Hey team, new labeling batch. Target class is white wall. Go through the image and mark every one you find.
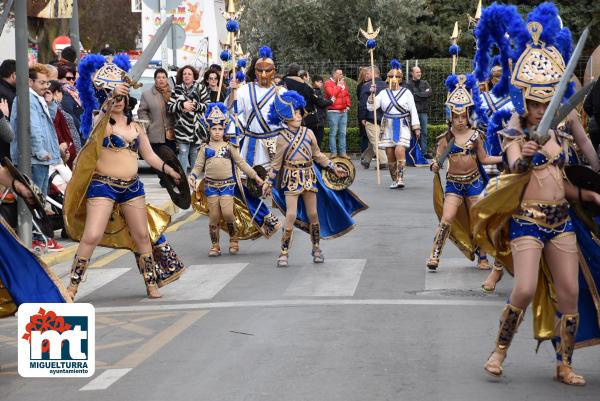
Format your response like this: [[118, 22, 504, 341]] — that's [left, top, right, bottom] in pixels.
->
[[0, 25, 16, 61]]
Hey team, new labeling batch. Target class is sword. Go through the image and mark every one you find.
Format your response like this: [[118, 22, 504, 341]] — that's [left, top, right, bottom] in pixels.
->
[[550, 79, 597, 128], [435, 137, 455, 167], [532, 25, 590, 145], [250, 197, 265, 225], [0, 0, 14, 37], [123, 15, 174, 85]]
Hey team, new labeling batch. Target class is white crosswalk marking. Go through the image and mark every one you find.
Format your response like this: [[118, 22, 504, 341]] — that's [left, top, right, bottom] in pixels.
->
[[80, 368, 132, 391], [72, 268, 132, 300], [424, 257, 483, 291], [283, 259, 366, 297], [142, 263, 248, 301]]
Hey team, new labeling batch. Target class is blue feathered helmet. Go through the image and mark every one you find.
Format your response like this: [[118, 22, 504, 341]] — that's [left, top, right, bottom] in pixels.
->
[[474, 2, 573, 116], [387, 59, 403, 89], [268, 91, 306, 126], [76, 53, 133, 139], [444, 73, 487, 126], [204, 102, 229, 128], [256, 45, 276, 86]]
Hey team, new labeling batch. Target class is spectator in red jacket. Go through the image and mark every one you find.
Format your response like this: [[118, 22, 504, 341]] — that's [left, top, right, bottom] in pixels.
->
[[324, 68, 351, 157]]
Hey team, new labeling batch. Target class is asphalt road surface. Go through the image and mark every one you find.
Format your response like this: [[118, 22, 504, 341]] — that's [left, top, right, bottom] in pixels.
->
[[1, 167, 598, 401]]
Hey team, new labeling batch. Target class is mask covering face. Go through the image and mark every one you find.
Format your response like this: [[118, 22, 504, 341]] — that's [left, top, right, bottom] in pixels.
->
[[255, 60, 275, 88], [387, 70, 402, 90]]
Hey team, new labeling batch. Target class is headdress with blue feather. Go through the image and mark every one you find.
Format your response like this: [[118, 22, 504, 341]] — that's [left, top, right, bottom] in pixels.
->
[[474, 2, 573, 116], [267, 91, 306, 126], [76, 53, 132, 139]]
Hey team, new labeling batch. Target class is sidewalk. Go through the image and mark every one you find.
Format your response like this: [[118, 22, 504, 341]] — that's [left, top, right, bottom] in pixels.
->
[[40, 173, 191, 267]]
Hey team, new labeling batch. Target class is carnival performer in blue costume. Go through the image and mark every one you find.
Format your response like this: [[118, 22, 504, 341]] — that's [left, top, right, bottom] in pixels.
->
[[262, 91, 368, 267], [472, 2, 600, 385], [0, 165, 68, 316], [426, 72, 502, 271], [189, 103, 275, 257], [224, 45, 283, 238], [64, 54, 186, 300], [367, 59, 421, 188]]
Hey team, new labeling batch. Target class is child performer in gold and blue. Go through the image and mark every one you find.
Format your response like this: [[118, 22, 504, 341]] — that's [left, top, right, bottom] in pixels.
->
[[472, 2, 600, 385], [0, 165, 69, 316], [189, 102, 268, 256], [65, 54, 186, 300], [262, 91, 367, 267], [426, 74, 502, 271]]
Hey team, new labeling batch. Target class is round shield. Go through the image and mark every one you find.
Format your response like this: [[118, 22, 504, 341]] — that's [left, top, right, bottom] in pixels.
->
[[322, 157, 355, 191], [156, 145, 191, 209], [1, 157, 54, 237], [246, 165, 267, 199]]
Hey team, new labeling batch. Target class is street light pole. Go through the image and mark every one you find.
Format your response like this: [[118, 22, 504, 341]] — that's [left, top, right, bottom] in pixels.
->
[[15, 0, 32, 242], [160, 0, 168, 68], [70, 0, 81, 62]]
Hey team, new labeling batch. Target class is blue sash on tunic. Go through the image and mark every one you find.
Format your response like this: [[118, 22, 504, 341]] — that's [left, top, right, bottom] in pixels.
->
[[383, 89, 409, 143]]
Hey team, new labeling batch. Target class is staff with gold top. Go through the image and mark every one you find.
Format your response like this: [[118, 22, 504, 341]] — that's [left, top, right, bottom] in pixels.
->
[[359, 18, 382, 185]]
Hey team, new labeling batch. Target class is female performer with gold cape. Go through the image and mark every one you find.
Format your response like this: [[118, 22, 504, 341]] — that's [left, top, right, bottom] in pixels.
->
[[64, 54, 185, 300], [472, 3, 600, 386]]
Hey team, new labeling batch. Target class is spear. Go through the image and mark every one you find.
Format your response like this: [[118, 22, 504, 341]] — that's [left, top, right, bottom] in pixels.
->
[[216, 32, 233, 102], [359, 17, 382, 185], [449, 21, 461, 75]]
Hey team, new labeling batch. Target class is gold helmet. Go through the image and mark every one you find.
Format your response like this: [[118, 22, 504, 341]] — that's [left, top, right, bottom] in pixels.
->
[[387, 59, 403, 90], [255, 46, 276, 88]]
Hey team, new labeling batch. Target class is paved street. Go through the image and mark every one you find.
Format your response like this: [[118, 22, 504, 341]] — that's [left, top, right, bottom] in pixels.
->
[[1, 166, 599, 401]]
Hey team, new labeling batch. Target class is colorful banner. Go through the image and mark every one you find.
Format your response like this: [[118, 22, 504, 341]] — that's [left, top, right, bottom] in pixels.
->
[[141, 0, 222, 70]]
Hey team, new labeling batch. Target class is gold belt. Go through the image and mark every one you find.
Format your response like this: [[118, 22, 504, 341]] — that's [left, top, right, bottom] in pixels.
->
[[205, 177, 236, 188], [92, 173, 138, 188], [514, 199, 570, 228], [284, 160, 313, 169], [446, 169, 480, 184]]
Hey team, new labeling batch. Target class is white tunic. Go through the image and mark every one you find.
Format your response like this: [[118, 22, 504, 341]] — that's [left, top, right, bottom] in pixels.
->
[[230, 82, 287, 168], [367, 88, 420, 148]]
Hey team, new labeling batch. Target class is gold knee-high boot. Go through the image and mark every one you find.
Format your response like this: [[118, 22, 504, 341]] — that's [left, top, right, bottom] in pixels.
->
[[484, 304, 524, 376], [208, 224, 221, 257], [397, 160, 406, 188], [555, 313, 585, 386], [426, 221, 450, 270], [310, 223, 324, 263], [277, 228, 294, 267], [66, 255, 89, 300], [388, 163, 398, 189], [227, 222, 239, 255], [136, 252, 161, 299]]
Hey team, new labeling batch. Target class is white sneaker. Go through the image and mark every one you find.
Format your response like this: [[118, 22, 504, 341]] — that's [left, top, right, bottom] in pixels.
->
[[396, 179, 405, 189], [389, 181, 399, 189]]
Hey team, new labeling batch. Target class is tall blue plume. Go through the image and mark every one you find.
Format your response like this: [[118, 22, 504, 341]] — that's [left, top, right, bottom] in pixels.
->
[[390, 59, 402, 70], [76, 54, 107, 140], [258, 46, 273, 59]]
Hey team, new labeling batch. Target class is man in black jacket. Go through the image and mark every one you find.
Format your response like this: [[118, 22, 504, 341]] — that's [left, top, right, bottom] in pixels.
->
[[358, 66, 387, 169], [283, 63, 325, 144], [404, 66, 432, 158], [311, 75, 333, 148], [0, 60, 16, 161]]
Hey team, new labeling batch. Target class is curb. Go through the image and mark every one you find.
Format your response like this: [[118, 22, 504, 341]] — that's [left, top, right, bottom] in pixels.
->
[[41, 200, 180, 267]]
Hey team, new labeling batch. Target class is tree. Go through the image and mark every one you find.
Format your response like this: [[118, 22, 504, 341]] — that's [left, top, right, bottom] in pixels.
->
[[238, 0, 429, 65], [78, 0, 140, 52]]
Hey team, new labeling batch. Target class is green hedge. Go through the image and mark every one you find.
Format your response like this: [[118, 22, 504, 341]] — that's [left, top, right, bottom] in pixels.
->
[[322, 124, 447, 154]]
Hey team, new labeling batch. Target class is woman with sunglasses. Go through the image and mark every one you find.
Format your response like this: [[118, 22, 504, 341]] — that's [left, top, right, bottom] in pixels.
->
[[64, 54, 186, 300], [204, 68, 225, 103], [58, 64, 83, 137]]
